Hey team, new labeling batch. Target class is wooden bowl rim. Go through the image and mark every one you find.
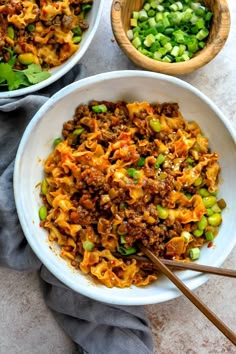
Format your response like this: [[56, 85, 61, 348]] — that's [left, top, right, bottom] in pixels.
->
[[111, 0, 231, 75]]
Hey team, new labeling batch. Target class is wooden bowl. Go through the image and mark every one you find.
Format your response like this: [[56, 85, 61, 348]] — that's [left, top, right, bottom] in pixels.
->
[[111, 0, 231, 75]]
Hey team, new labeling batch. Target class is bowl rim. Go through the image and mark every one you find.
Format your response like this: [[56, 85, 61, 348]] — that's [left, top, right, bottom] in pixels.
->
[[0, 0, 104, 99], [111, 0, 231, 75], [14, 70, 236, 305]]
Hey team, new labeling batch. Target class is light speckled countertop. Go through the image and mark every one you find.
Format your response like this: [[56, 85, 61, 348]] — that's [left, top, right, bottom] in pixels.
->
[[0, 1, 236, 353]]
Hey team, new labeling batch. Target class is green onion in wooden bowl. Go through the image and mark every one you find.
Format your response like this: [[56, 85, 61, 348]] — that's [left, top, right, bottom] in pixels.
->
[[111, 0, 230, 75]]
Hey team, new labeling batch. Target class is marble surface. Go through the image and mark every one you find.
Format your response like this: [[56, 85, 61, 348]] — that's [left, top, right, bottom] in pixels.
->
[[1, 1, 236, 353]]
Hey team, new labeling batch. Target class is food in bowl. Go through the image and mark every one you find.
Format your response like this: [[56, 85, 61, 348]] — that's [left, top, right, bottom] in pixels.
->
[[128, 0, 213, 63], [0, 0, 93, 91], [14, 71, 236, 305], [39, 98, 225, 288]]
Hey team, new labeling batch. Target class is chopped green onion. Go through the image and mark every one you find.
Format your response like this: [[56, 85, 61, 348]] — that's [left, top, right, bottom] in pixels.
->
[[193, 229, 203, 237], [120, 235, 127, 244], [53, 137, 63, 147], [73, 128, 85, 135], [92, 104, 108, 113], [72, 26, 82, 35], [205, 231, 214, 241], [126, 168, 139, 179], [137, 157, 146, 167], [82, 3, 92, 12], [181, 231, 191, 243], [155, 153, 166, 168], [189, 247, 200, 260], [83, 240, 94, 251], [128, 0, 212, 63], [119, 246, 137, 255], [72, 36, 82, 43]]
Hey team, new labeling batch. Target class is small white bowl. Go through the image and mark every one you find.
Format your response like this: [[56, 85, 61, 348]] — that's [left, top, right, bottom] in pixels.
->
[[0, 0, 104, 99], [14, 71, 236, 305]]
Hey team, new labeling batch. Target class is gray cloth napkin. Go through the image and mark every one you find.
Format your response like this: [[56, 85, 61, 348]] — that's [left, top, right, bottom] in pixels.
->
[[0, 67, 154, 354]]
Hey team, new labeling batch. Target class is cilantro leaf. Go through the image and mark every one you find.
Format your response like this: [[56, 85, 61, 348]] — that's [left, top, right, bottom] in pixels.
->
[[4, 48, 17, 67], [22, 64, 51, 84]]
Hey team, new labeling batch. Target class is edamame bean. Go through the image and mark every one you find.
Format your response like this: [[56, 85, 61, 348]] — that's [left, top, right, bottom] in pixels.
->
[[39, 206, 47, 220], [149, 119, 162, 132], [157, 204, 169, 219], [194, 176, 202, 186], [202, 195, 217, 208], [41, 178, 48, 195], [7, 26, 14, 39], [199, 188, 210, 197], [208, 213, 222, 226], [197, 215, 207, 230]]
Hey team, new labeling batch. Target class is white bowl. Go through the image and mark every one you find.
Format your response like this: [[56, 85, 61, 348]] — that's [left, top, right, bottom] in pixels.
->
[[14, 71, 236, 305], [0, 0, 104, 99]]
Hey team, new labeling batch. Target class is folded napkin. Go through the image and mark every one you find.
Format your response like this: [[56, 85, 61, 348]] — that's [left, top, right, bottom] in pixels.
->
[[0, 67, 154, 354]]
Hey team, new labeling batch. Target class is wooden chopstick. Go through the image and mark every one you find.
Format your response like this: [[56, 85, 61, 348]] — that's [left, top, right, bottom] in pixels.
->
[[138, 243, 236, 346], [113, 253, 236, 278], [161, 259, 236, 278]]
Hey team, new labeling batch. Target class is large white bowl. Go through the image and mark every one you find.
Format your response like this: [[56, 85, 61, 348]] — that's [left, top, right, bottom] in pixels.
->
[[0, 0, 104, 99], [14, 71, 236, 305]]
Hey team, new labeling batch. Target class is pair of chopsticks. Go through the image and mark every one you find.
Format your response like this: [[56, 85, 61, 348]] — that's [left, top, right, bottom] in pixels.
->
[[137, 243, 236, 346]]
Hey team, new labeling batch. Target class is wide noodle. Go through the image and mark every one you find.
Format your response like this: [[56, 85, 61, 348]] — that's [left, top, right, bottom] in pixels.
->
[[40, 100, 223, 288]]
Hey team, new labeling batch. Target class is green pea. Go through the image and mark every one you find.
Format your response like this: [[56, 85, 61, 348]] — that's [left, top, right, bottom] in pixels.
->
[[208, 213, 222, 226], [193, 229, 203, 237], [197, 215, 207, 230], [149, 118, 162, 132], [39, 206, 47, 221], [202, 196, 217, 208], [41, 178, 48, 195], [157, 204, 169, 219]]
